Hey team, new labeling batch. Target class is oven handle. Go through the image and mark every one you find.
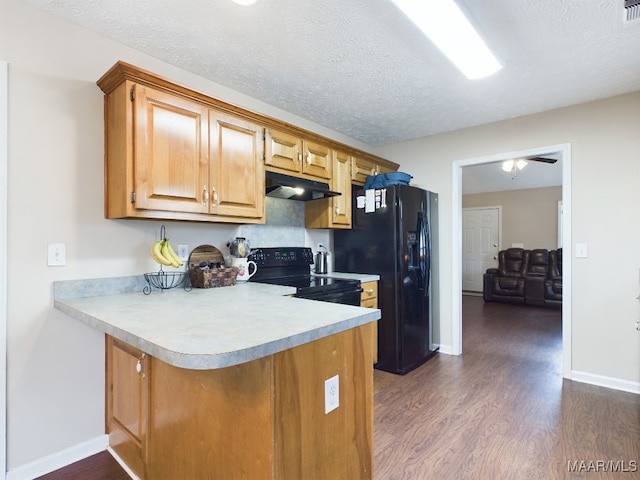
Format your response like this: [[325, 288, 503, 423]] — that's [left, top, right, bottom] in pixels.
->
[[298, 287, 363, 302]]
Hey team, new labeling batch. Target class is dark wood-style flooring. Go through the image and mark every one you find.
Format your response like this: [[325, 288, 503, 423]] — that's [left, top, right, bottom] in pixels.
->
[[38, 296, 640, 479]]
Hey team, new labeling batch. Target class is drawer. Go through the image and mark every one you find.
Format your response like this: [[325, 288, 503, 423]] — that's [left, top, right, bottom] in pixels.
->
[[361, 298, 377, 309], [360, 281, 377, 306]]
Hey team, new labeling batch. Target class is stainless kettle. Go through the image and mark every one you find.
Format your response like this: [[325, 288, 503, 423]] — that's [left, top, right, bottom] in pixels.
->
[[315, 245, 328, 274]]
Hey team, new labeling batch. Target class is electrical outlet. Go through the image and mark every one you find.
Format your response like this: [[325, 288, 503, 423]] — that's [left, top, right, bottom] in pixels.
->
[[177, 244, 189, 262], [47, 243, 66, 266], [325, 374, 339, 414]]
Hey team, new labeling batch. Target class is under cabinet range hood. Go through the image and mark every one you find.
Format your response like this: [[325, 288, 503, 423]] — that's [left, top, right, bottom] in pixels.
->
[[265, 171, 341, 201]]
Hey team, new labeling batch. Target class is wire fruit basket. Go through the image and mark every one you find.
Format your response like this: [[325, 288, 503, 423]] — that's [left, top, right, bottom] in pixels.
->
[[143, 225, 190, 295], [143, 270, 188, 295]]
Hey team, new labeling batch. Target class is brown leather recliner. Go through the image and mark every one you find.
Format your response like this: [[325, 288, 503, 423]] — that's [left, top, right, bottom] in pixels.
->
[[483, 248, 529, 304], [524, 249, 550, 306], [544, 248, 562, 308]]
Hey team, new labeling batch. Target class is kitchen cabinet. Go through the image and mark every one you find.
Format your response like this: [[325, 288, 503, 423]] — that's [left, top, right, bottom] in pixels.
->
[[360, 280, 379, 364], [106, 337, 150, 477], [98, 63, 264, 224], [97, 61, 399, 225], [360, 281, 378, 309], [305, 149, 352, 229], [209, 110, 264, 218], [351, 156, 397, 186], [265, 128, 331, 180], [105, 324, 374, 479]]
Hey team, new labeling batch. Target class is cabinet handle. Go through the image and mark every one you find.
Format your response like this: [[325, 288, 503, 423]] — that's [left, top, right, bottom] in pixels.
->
[[306, 152, 312, 165], [334, 205, 340, 217], [202, 186, 209, 206], [365, 289, 374, 294], [211, 187, 218, 207], [136, 353, 146, 379], [297, 152, 302, 164]]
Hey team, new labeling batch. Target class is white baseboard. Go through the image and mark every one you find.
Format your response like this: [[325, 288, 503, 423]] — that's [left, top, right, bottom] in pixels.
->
[[436, 344, 455, 355], [570, 370, 640, 395], [6, 434, 108, 480]]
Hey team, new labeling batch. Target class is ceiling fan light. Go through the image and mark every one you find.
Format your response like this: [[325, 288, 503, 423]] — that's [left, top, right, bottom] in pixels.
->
[[390, 0, 502, 79], [502, 160, 514, 172]]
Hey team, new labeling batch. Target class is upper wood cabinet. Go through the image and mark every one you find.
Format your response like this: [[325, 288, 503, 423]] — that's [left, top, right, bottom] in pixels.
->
[[98, 63, 264, 224], [351, 156, 396, 186], [132, 85, 209, 215], [209, 111, 264, 219], [98, 61, 399, 226], [265, 128, 331, 180], [305, 149, 352, 229]]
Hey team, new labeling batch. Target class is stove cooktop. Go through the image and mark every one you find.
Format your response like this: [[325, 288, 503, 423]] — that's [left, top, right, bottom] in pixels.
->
[[254, 274, 356, 290]]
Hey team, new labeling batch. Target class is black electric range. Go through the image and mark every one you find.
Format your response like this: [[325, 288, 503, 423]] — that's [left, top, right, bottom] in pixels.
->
[[248, 247, 362, 305]]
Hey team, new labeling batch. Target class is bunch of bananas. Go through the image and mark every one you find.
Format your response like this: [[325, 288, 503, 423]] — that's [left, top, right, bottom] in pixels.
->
[[150, 238, 184, 268]]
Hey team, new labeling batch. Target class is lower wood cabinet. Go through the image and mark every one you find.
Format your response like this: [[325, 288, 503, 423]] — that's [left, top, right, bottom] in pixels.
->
[[106, 324, 374, 479], [106, 337, 150, 477], [360, 281, 379, 364]]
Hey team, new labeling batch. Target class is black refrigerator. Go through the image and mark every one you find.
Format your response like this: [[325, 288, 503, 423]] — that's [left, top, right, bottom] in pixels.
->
[[334, 184, 439, 374]]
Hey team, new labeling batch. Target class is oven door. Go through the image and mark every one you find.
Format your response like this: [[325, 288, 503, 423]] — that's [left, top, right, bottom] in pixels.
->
[[297, 286, 363, 306]]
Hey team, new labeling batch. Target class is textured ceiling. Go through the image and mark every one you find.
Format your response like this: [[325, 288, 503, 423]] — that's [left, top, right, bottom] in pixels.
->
[[20, 0, 640, 148]]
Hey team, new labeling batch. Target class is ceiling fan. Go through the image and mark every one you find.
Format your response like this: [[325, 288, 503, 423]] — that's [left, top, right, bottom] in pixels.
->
[[502, 155, 557, 178], [525, 156, 558, 164]]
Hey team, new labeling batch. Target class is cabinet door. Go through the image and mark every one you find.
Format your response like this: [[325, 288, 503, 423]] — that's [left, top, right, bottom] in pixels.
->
[[106, 336, 150, 478], [133, 85, 209, 214], [265, 128, 302, 173], [302, 140, 332, 180], [209, 111, 264, 219], [351, 156, 378, 185], [330, 151, 352, 227]]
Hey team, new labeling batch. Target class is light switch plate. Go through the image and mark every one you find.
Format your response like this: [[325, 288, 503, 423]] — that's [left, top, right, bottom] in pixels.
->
[[575, 243, 588, 258], [48, 243, 66, 266]]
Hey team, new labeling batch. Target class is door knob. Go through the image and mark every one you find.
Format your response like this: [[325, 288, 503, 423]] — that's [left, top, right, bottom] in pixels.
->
[[493, 256, 497, 260]]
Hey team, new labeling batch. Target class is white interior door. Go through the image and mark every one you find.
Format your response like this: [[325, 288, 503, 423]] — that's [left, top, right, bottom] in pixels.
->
[[462, 207, 500, 292]]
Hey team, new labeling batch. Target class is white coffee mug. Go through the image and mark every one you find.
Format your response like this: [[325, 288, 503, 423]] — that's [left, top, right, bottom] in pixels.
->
[[231, 257, 257, 282]]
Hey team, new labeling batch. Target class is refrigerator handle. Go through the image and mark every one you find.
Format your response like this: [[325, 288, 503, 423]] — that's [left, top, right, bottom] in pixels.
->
[[418, 211, 430, 294]]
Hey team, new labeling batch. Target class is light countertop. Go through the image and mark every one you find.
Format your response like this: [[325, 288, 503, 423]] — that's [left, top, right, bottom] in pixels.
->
[[54, 277, 380, 370]]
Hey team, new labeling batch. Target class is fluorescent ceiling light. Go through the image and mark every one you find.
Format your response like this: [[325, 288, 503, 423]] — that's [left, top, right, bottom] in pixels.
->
[[232, 0, 258, 5], [390, 0, 502, 79]]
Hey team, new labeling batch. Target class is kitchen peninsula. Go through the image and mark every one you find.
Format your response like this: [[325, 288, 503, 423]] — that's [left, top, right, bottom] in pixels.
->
[[54, 276, 379, 480]]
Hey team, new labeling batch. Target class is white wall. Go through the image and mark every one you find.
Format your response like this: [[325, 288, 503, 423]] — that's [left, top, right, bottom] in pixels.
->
[[375, 92, 640, 388], [0, 0, 334, 472]]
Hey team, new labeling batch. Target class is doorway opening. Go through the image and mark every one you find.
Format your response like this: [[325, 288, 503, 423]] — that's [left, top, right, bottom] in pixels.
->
[[451, 143, 572, 378]]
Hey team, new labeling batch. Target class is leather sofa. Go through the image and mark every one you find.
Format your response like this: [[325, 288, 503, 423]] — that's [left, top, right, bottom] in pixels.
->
[[483, 248, 562, 308]]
